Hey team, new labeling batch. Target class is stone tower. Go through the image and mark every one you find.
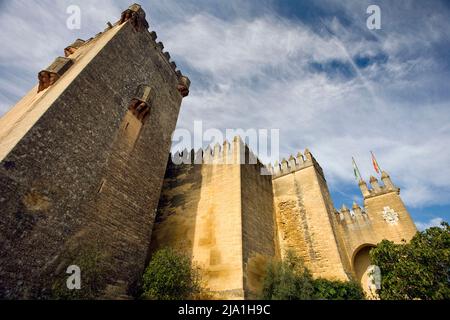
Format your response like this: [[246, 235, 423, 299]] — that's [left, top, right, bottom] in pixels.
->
[[332, 172, 417, 295], [150, 138, 276, 299], [269, 150, 417, 291], [270, 150, 351, 281], [0, 4, 190, 298]]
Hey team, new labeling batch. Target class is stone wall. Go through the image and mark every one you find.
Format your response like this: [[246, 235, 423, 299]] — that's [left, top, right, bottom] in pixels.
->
[[0, 11, 185, 298], [151, 141, 244, 299], [271, 151, 349, 281], [333, 174, 417, 284], [151, 139, 277, 299], [240, 145, 276, 298]]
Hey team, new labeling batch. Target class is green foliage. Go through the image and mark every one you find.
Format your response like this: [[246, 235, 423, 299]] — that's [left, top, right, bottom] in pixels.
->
[[141, 248, 202, 300], [261, 250, 315, 300], [261, 250, 364, 300], [313, 278, 365, 300], [370, 222, 450, 300], [51, 245, 109, 300]]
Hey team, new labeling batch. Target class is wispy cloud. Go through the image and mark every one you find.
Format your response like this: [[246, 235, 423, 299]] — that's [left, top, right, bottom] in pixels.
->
[[160, 3, 450, 210], [0, 0, 449, 220]]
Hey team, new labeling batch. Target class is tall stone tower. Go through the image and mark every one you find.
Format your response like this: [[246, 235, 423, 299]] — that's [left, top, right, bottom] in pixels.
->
[[335, 173, 417, 281], [270, 150, 351, 281], [331, 172, 417, 296], [151, 138, 276, 299], [0, 4, 190, 298]]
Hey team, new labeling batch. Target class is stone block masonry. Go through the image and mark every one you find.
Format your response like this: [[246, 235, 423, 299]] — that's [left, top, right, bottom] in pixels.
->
[[333, 173, 417, 293], [271, 151, 350, 281], [0, 4, 189, 298], [152, 143, 418, 298], [151, 138, 277, 299]]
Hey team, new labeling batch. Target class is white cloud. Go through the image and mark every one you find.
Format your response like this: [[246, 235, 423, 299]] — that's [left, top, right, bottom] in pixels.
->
[[415, 217, 444, 231], [0, 0, 449, 212], [160, 10, 450, 209], [161, 14, 350, 85], [0, 0, 122, 113]]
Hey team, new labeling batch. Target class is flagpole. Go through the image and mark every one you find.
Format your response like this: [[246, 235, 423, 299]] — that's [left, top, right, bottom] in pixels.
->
[[370, 151, 382, 175], [352, 157, 362, 182]]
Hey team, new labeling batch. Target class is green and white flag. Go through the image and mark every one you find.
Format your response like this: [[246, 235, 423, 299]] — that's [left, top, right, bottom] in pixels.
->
[[352, 157, 362, 181]]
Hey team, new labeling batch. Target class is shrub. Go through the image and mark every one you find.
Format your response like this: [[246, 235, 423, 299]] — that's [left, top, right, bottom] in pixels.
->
[[141, 248, 202, 300], [261, 250, 364, 300], [313, 278, 365, 300], [261, 250, 315, 300]]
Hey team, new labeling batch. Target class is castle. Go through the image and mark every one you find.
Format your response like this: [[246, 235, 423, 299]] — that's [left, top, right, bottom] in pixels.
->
[[0, 4, 416, 299]]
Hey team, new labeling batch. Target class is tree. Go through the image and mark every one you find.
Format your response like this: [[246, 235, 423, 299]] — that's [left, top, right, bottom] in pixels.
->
[[261, 250, 364, 300], [141, 248, 202, 300], [313, 278, 365, 300], [370, 222, 450, 300], [261, 250, 315, 300]]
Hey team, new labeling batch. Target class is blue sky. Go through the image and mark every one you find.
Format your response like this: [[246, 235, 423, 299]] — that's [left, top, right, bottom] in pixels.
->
[[0, 0, 449, 229]]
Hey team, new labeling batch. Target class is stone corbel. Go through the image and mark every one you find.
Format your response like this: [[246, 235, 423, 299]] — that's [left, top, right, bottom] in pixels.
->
[[37, 57, 74, 93], [128, 85, 155, 122], [119, 4, 149, 32], [177, 75, 191, 98], [64, 39, 85, 57]]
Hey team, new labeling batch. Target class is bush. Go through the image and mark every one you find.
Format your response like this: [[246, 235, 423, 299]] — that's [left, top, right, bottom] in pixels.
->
[[370, 222, 450, 300], [261, 250, 315, 300], [141, 248, 202, 300], [261, 250, 365, 300], [313, 278, 365, 300]]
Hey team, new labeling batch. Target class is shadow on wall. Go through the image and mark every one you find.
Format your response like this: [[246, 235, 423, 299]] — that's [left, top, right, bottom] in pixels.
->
[[146, 157, 203, 262]]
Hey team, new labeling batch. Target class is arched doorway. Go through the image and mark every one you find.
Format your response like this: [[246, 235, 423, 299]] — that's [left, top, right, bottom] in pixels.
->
[[352, 244, 377, 298]]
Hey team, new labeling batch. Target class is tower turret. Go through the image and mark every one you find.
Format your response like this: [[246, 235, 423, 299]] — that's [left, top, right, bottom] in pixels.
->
[[381, 170, 396, 191], [369, 175, 381, 192], [304, 148, 312, 161], [358, 179, 370, 198], [352, 201, 362, 216], [272, 148, 350, 281]]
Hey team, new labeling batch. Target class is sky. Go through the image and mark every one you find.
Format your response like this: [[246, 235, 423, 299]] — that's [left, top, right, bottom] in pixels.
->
[[0, 0, 449, 230]]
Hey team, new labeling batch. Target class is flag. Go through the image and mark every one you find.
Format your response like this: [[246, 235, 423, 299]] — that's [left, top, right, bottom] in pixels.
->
[[371, 151, 380, 174], [352, 157, 362, 181]]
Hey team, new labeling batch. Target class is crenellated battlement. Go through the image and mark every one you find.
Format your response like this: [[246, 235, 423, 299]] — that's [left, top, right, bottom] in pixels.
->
[[169, 136, 264, 167], [169, 140, 325, 179], [334, 202, 369, 225], [358, 171, 399, 199], [170, 142, 329, 182], [59, 4, 190, 98], [335, 171, 400, 226], [267, 148, 325, 180], [118, 4, 191, 97]]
